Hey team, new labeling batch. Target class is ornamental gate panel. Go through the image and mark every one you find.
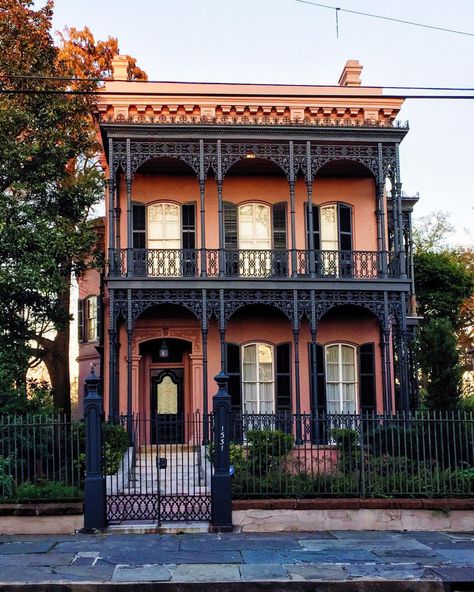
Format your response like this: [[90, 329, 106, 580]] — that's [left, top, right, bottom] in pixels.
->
[[105, 414, 213, 524]]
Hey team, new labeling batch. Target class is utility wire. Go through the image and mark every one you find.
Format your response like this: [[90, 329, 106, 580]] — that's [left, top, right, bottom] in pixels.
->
[[1, 88, 474, 99], [295, 0, 474, 38], [2, 75, 474, 92]]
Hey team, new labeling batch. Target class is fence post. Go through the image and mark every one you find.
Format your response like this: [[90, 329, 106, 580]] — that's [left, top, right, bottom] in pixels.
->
[[83, 366, 106, 530], [211, 371, 233, 531]]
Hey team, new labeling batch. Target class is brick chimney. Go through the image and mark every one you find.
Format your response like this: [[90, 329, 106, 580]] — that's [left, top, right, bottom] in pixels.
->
[[338, 60, 363, 86], [111, 55, 131, 81]]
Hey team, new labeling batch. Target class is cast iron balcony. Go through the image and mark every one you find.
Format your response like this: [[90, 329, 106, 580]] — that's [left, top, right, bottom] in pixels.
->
[[108, 249, 403, 280]]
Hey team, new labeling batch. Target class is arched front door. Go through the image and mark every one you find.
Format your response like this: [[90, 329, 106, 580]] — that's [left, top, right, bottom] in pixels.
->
[[151, 368, 184, 444]]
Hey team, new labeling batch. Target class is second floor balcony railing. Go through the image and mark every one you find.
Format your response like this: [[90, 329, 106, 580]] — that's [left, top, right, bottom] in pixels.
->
[[109, 249, 404, 280]]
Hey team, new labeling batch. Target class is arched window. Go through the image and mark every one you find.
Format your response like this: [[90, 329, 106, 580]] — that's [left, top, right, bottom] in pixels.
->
[[148, 203, 181, 250], [325, 343, 357, 414], [238, 203, 271, 251], [242, 343, 275, 414]]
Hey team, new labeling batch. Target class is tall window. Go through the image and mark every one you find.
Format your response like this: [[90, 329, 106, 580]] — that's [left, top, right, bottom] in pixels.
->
[[238, 203, 271, 250], [147, 203, 181, 250], [242, 343, 275, 414], [320, 205, 338, 251], [238, 203, 272, 276], [325, 344, 357, 414], [86, 296, 98, 342]]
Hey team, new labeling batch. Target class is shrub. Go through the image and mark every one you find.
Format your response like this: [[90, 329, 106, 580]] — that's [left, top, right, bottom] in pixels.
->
[[245, 429, 294, 474], [13, 480, 82, 501], [103, 423, 129, 475]]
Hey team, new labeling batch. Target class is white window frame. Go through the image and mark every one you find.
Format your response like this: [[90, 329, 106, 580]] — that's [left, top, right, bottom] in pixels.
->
[[241, 342, 275, 414], [324, 343, 358, 414], [147, 202, 181, 276], [85, 296, 98, 342]]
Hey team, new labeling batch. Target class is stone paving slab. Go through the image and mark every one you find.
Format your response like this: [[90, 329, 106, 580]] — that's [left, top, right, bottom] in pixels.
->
[[239, 563, 290, 581], [0, 541, 54, 554], [0, 552, 75, 566], [300, 539, 433, 552], [241, 549, 380, 564], [171, 563, 241, 582], [344, 564, 437, 580], [284, 563, 348, 581], [429, 566, 474, 581], [112, 564, 173, 581]]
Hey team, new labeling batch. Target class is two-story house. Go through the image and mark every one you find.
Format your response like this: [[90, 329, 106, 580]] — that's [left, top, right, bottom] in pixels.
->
[[78, 57, 418, 441]]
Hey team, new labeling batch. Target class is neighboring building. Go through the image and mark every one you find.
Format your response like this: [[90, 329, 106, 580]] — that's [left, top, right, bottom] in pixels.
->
[[78, 57, 419, 435]]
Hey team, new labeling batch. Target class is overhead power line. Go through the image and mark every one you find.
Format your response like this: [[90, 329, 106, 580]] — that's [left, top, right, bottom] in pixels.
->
[[1, 88, 474, 100], [1, 74, 474, 92], [295, 0, 474, 38]]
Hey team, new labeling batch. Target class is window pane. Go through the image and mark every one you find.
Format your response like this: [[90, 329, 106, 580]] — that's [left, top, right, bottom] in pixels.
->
[[320, 205, 338, 250], [243, 344, 256, 363]]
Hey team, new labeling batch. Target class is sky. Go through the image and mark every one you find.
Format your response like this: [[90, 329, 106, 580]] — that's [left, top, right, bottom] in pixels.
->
[[47, 0, 474, 246]]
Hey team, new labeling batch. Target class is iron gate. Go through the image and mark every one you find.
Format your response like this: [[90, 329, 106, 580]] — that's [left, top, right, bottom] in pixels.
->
[[105, 414, 213, 524]]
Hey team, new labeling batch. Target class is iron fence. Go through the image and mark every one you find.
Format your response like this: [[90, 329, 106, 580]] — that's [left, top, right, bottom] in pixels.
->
[[111, 248, 404, 280], [0, 414, 83, 501], [229, 412, 474, 499]]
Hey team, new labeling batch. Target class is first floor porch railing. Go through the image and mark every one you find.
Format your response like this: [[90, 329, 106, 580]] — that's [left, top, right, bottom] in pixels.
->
[[110, 248, 403, 279]]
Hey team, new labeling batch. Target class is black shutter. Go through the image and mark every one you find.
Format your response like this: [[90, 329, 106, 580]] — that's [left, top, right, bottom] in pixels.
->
[[338, 204, 353, 276], [359, 343, 376, 412], [77, 299, 84, 343], [272, 202, 287, 276], [132, 203, 146, 248], [305, 204, 320, 250], [224, 202, 238, 275], [272, 202, 287, 249], [223, 202, 238, 248], [276, 343, 291, 412], [309, 343, 327, 443], [225, 343, 241, 413], [338, 204, 352, 251], [182, 203, 197, 276], [181, 203, 196, 249], [276, 343, 292, 434], [309, 343, 326, 413]]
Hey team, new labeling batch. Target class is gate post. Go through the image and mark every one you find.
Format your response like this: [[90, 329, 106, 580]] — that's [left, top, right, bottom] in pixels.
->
[[83, 366, 106, 530], [211, 372, 233, 531]]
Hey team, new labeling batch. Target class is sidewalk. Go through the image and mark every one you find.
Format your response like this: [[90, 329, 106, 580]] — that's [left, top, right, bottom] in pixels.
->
[[0, 530, 473, 590]]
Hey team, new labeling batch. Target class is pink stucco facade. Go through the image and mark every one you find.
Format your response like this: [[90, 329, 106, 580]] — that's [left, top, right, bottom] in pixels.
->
[[77, 57, 417, 424]]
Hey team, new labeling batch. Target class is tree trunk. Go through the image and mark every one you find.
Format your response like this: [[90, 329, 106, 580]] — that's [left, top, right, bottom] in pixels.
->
[[42, 288, 71, 417]]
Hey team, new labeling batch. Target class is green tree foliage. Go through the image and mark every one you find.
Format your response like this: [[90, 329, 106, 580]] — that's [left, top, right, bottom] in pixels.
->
[[417, 318, 462, 410], [412, 210, 474, 407], [414, 251, 474, 330], [0, 0, 103, 414]]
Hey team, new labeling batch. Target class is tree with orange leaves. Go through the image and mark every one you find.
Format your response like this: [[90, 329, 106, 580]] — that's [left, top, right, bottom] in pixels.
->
[[0, 1, 147, 415]]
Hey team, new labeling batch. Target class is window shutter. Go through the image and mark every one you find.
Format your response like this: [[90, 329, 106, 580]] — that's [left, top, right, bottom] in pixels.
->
[[272, 202, 287, 249], [338, 204, 352, 251], [223, 202, 238, 249], [225, 343, 241, 412], [276, 343, 291, 412], [309, 343, 326, 413], [359, 343, 376, 412], [181, 203, 196, 249], [276, 343, 292, 434], [77, 299, 84, 343], [305, 204, 321, 250], [132, 203, 146, 249], [181, 203, 197, 276], [309, 343, 327, 443]]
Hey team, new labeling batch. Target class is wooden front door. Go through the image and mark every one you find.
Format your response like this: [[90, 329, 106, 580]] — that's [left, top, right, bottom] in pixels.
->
[[151, 368, 184, 444]]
